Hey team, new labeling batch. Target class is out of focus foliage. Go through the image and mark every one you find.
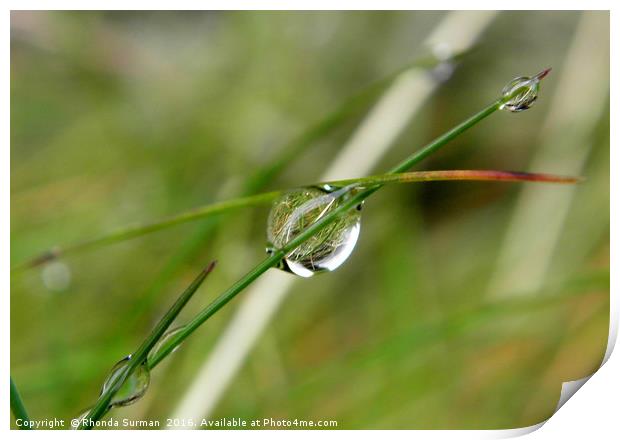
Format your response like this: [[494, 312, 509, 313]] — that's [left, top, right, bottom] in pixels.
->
[[11, 11, 609, 429]]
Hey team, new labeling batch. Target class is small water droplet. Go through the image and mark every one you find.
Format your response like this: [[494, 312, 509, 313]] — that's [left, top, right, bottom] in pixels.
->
[[431, 61, 455, 82], [41, 261, 71, 292], [500, 70, 548, 112], [147, 326, 185, 364], [319, 183, 338, 192], [100, 355, 150, 407], [266, 185, 361, 278]]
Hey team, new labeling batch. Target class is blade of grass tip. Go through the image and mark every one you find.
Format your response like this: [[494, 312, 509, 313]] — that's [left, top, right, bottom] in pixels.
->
[[488, 12, 609, 299], [11, 193, 278, 274], [10, 377, 31, 429], [324, 170, 582, 187], [377, 69, 551, 180], [147, 83, 538, 368], [78, 261, 216, 429]]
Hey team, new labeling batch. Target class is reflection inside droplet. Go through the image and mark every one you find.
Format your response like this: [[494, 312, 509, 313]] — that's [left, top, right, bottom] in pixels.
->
[[100, 355, 150, 407], [500, 75, 541, 112], [266, 185, 362, 278]]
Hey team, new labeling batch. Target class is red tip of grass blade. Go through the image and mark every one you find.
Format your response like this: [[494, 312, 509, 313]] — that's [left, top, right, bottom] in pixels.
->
[[455, 170, 582, 184], [535, 67, 552, 81], [488, 170, 581, 184], [393, 170, 582, 184], [204, 260, 218, 275]]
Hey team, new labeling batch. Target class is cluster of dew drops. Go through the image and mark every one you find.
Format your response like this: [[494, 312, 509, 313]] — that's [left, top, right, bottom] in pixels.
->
[[70, 71, 544, 427], [264, 70, 545, 278]]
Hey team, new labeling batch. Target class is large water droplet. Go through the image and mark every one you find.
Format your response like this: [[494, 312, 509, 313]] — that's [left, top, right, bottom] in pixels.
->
[[147, 326, 185, 364], [500, 69, 549, 113], [266, 185, 361, 278], [100, 355, 150, 407]]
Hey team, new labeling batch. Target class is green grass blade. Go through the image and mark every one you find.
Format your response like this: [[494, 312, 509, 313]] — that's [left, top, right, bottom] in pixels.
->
[[325, 170, 581, 187], [11, 193, 278, 274], [10, 376, 31, 429], [77, 261, 216, 429]]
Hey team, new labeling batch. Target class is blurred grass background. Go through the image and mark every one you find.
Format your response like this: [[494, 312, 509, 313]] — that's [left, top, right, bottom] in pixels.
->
[[10, 10, 609, 429]]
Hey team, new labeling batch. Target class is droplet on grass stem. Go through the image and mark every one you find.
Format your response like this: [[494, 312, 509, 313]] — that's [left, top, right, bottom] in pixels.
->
[[500, 68, 551, 112], [266, 185, 362, 278], [100, 355, 150, 408]]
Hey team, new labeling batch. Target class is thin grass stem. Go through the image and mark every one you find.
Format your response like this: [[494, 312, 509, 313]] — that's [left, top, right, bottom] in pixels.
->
[[10, 376, 31, 429], [11, 193, 278, 274], [77, 262, 216, 429]]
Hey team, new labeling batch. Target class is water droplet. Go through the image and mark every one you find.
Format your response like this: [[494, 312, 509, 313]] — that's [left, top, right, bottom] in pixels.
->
[[319, 183, 338, 192], [500, 69, 549, 113], [100, 355, 150, 407], [431, 61, 455, 82], [41, 261, 71, 292], [147, 326, 185, 364], [266, 185, 361, 278]]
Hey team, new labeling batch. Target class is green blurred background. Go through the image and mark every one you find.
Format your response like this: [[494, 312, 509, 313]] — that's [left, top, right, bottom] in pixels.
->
[[10, 11, 609, 429]]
